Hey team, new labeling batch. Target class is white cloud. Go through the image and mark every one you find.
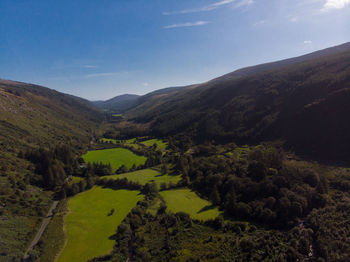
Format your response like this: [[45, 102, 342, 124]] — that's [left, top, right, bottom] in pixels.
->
[[323, 0, 350, 10], [83, 65, 98, 69], [235, 0, 254, 8], [163, 0, 237, 15], [303, 40, 313, 44], [289, 16, 298, 22], [253, 20, 267, 26], [142, 82, 149, 86], [85, 72, 123, 78], [164, 21, 210, 29]]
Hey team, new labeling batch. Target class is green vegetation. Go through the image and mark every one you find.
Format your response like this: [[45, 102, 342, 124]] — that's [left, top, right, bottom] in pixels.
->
[[33, 200, 68, 262], [141, 139, 167, 150], [0, 173, 52, 261], [0, 216, 34, 261], [99, 138, 118, 144], [57, 187, 143, 262], [102, 168, 181, 186], [109, 211, 294, 262], [160, 189, 221, 220], [82, 148, 146, 170], [69, 176, 83, 185]]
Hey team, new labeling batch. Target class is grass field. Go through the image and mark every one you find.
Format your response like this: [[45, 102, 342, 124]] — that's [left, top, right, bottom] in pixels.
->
[[141, 139, 167, 150], [69, 176, 83, 185], [82, 148, 146, 170], [57, 187, 143, 262], [160, 189, 221, 221], [102, 168, 181, 186]]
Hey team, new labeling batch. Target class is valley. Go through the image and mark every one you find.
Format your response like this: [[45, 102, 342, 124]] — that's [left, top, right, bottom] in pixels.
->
[[1, 42, 350, 261]]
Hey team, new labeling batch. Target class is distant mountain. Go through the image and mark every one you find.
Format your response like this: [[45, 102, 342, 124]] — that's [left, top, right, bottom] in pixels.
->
[[0, 79, 102, 153], [93, 94, 140, 112], [123, 42, 350, 163]]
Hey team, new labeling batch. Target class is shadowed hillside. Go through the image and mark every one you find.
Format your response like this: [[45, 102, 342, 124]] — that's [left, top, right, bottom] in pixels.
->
[[124, 42, 350, 163], [93, 94, 140, 112]]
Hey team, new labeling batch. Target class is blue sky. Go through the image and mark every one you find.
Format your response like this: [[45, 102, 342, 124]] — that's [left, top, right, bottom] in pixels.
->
[[0, 0, 349, 100]]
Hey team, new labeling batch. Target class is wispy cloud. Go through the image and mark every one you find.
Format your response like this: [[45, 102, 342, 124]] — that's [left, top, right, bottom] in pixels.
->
[[303, 40, 313, 44], [82, 65, 98, 69], [84, 72, 125, 78], [142, 82, 149, 87], [164, 21, 210, 29], [289, 16, 298, 22], [235, 0, 254, 8], [322, 0, 350, 11], [163, 0, 236, 15], [253, 20, 267, 26]]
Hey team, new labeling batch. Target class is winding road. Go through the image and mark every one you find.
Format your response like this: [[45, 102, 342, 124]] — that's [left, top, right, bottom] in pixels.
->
[[23, 200, 59, 261]]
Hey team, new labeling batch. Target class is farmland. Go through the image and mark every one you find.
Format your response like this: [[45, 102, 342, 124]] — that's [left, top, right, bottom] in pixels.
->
[[82, 148, 146, 170], [160, 189, 221, 221], [101, 168, 181, 186], [141, 139, 167, 150], [57, 187, 143, 262]]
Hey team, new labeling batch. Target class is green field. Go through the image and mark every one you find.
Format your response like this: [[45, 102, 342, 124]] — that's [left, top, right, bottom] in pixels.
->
[[102, 168, 181, 186], [141, 139, 167, 150], [57, 187, 143, 262], [69, 176, 83, 185], [160, 189, 221, 221], [82, 148, 146, 170]]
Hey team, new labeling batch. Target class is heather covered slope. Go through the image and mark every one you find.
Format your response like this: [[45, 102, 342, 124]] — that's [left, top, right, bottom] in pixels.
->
[[0, 79, 102, 153], [125, 43, 350, 162]]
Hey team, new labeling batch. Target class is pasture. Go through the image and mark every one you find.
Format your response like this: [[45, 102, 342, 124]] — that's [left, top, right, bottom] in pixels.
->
[[141, 139, 167, 150], [57, 187, 143, 262], [102, 168, 181, 186], [82, 148, 146, 170], [160, 189, 221, 221]]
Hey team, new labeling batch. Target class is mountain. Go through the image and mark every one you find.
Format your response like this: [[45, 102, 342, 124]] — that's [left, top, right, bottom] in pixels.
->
[[0, 79, 102, 153], [0, 79, 104, 260], [93, 94, 140, 112], [123, 42, 350, 163]]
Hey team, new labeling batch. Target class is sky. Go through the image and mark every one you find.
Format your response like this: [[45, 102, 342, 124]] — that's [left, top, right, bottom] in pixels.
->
[[0, 0, 349, 100]]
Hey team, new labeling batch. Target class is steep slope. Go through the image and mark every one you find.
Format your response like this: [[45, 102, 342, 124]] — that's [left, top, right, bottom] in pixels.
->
[[0, 79, 102, 153], [93, 94, 140, 112], [125, 42, 350, 162], [0, 79, 103, 261]]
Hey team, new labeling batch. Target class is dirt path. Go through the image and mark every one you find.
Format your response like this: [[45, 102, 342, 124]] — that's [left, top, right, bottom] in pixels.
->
[[23, 200, 59, 261]]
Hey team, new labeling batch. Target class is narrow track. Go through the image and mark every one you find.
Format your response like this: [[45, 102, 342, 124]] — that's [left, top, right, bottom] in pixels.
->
[[23, 200, 59, 261]]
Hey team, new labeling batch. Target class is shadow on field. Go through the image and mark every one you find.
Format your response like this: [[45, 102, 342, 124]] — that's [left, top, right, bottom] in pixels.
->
[[109, 233, 118, 240], [197, 205, 216, 214]]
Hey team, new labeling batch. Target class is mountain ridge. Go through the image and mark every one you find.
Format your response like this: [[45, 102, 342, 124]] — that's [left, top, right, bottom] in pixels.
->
[[119, 42, 350, 163]]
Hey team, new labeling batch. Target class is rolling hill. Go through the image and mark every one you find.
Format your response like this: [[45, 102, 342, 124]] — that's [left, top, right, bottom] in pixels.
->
[[0, 79, 102, 155], [122, 42, 350, 163], [93, 94, 140, 112]]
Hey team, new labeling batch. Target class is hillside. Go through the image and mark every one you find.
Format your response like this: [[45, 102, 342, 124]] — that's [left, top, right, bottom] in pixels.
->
[[0, 79, 104, 261], [93, 94, 140, 112], [0, 79, 102, 152], [124, 42, 350, 163]]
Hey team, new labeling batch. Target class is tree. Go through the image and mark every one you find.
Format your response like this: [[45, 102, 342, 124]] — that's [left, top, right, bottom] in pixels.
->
[[160, 182, 167, 191], [210, 186, 221, 205], [161, 164, 169, 175], [248, 161, 267, 182]]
